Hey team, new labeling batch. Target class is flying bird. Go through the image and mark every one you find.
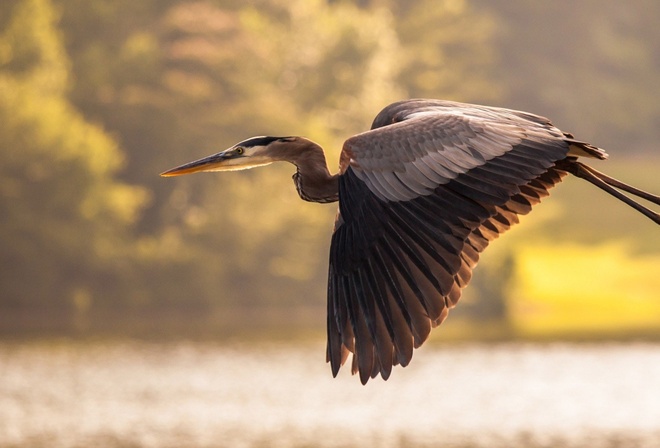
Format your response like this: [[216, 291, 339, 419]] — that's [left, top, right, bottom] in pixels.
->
[[161, 99, 660, 384]]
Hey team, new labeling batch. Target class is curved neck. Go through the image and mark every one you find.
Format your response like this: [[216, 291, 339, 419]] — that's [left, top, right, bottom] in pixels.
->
[[284, 139, 339, 203]]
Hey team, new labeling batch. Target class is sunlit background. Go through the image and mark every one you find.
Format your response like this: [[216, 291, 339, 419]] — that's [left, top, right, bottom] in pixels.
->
[[1, 0, 659, 446]]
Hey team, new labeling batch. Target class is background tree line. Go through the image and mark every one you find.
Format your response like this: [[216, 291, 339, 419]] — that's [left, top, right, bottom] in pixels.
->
[[1, 0, 658, 336]]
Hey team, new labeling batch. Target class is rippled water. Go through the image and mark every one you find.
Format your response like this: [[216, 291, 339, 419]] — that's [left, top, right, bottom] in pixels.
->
[[1, 340, 659, 447]]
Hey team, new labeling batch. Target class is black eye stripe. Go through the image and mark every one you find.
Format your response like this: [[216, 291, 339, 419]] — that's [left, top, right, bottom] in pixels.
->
[[236, 136, 296, 147], [238, 136, 282, 147]]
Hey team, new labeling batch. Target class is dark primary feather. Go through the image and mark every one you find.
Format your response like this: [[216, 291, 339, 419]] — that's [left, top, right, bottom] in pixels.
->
[[327, 99, 578, 383]]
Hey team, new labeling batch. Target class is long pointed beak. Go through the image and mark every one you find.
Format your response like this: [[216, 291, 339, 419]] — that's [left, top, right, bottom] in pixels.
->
[[160, 152, 229, 177]]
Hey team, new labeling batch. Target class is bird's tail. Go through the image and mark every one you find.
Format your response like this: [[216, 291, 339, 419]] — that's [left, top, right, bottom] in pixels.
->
[[558, 160, 660, 225]]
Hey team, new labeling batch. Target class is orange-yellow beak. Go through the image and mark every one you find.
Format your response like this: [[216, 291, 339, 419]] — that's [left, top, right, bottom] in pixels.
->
[[160, 152, 231, 177]]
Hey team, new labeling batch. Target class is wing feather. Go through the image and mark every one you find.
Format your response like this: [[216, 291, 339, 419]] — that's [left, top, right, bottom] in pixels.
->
[[327, 99, 575, 382], [377, 233, 432, 346]]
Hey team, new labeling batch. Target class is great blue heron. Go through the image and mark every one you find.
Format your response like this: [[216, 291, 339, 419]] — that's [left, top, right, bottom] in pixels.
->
[[162, 99, 660, 384]]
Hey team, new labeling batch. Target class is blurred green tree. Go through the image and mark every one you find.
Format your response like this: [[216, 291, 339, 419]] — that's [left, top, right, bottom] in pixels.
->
[[0, 0, 147, 328], [0, 0, 500, 333]]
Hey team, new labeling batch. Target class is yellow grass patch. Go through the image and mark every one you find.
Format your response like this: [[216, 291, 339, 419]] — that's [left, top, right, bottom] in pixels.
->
[[511, 242, 660, 336]]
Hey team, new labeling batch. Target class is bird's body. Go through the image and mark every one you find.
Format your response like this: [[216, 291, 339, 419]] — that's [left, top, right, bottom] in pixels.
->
[[162, 99, 660, 384]]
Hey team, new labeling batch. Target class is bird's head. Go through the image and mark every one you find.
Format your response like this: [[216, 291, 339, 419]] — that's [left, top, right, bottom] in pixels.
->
[[160, 136, 298, 177]]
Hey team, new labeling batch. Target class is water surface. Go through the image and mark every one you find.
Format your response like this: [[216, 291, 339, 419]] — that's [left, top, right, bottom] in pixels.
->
[[1, 341, 659, 447]]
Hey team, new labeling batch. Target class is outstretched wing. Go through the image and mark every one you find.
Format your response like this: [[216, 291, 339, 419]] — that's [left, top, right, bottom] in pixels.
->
[[327, 99, 574, 384]]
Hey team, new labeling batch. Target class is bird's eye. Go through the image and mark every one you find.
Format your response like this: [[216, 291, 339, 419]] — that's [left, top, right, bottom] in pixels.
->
[[235, 147, 245, 155]]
